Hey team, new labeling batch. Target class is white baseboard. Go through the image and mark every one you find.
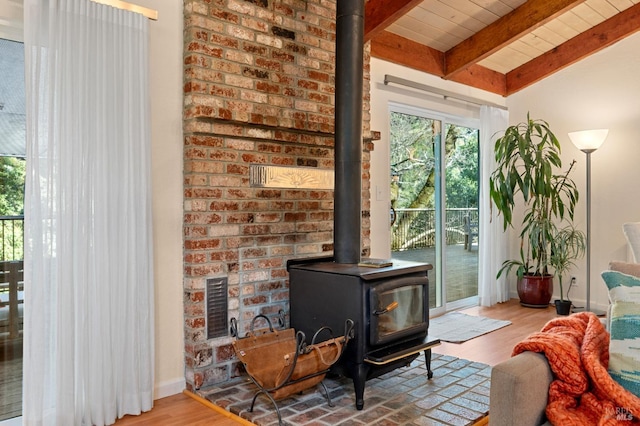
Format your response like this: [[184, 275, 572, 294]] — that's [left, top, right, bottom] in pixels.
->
[[154, 377, 186, 400], [0, 417, 22, 426], [508, 292, 609, 317]]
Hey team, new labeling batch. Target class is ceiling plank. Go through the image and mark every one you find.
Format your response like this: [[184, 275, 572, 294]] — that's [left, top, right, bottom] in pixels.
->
[[506, 2, 640, 94], [370, 31, 506, 96], [364, 0, 424, 42], [444, 0, 587, 78]]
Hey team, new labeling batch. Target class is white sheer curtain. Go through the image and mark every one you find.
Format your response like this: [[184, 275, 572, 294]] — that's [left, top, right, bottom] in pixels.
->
[[478, 105, 510, 306], [23, 0, 154, 424]]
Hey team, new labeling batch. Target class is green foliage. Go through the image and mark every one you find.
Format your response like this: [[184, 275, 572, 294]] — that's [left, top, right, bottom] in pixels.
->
[[445, 126, 479, 209], [390, 112, 436, 209], [489, 114, 585, 284], [0, 156, 26, 216], [550, 225, 586, 300], [0, 156, 25, 260], [389, 112, 479, 251], [390, 112, 479, 210]]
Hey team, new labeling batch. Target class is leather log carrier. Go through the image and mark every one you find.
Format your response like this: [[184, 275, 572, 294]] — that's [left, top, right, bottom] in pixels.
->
[[230, 313, 354, 425]]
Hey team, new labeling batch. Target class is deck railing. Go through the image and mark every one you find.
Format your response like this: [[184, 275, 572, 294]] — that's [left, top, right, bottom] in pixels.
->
[[2, 211, 475, 258], [0, 260, 24, 338], [392, 208, 478, 251], [1, 216, 24, 262]]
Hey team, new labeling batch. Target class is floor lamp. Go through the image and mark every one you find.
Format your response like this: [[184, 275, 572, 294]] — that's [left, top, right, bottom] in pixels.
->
[[568, 129, 608, 315]]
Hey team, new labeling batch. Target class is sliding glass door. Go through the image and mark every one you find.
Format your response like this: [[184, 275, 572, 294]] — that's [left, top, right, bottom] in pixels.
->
[[389, 105, 479, 314], [0, 37, 25, 423]]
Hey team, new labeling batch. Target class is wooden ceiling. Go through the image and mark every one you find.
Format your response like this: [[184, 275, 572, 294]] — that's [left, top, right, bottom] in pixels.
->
[[3, 0, 640, 97], [367, 0, 640, 96]]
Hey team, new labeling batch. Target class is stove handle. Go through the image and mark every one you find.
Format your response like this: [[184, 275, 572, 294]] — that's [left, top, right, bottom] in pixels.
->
[[373, 301, 399, 316]]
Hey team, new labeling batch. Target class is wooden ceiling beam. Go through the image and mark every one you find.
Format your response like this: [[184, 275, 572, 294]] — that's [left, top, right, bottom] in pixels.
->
[[444, 0, 586, 78], [370, 31, 507, 96], [370, 31, 445, 76], [364, 0, 423, 42], [506, 3, 640, 95], [452, 65, 507, 97]]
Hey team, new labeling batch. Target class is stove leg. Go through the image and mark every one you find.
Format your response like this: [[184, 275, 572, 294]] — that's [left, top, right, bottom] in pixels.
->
[[352, 362, 368, 410], [424, 349, 434, 379]]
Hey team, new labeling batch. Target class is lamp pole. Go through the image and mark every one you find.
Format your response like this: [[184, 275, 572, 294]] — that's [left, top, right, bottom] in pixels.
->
[[583, 148, 594, 312], [569, 129, 608, 315]]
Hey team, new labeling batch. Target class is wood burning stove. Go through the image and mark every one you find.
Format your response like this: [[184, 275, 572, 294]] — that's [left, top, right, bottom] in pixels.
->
[[287, 257, 440, 410], [286, 0, 441, 411]]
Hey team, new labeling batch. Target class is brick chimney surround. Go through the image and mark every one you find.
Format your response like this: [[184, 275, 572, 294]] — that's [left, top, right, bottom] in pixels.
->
[[182, 0, 373, 390]]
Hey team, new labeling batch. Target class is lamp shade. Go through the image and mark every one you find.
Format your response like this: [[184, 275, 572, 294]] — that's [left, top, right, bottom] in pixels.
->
[[568, 129, 608, 152]]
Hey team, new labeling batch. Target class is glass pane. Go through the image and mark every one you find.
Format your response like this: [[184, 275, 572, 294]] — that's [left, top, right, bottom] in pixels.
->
[[375, 284, 424, 339], [0, 37, 26, 422], [389, 111, 441, 309], [444, 124, 479, 303]]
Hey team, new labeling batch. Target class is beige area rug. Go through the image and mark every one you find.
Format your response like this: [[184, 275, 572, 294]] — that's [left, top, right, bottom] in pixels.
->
[[429, 313, 511, 343], [198, 353, 491, 426]]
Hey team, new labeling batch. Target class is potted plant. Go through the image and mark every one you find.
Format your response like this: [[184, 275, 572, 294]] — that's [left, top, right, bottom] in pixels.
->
[[490, 114, 583, 308], [549, 225, 586, 314]]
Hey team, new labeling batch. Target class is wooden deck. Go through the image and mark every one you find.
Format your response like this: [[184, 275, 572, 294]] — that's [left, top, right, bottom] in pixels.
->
[[0, 337, 21, 422], [392, 242, 479, 306]]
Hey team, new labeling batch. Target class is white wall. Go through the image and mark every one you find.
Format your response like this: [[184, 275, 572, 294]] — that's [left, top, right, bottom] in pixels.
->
[[506, 32, 640, 311], [138, 0, 185, 399], [368, 58, 506, 259]]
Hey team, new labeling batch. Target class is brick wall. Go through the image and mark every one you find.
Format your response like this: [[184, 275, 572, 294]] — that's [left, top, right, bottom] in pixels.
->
[[183, 0, 372, 390]]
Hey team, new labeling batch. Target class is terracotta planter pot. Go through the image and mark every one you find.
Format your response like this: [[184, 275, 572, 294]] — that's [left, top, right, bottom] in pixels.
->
[[517, 274, 553, 308]]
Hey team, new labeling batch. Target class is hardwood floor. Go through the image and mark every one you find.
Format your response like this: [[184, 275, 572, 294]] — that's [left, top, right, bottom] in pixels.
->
[[114, 391, 247, 426], [435, 298, 558, 366], [113, 299, 558, 426]]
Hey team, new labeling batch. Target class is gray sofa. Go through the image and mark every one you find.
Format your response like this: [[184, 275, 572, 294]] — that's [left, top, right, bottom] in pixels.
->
[[489, 259, 640, 426], [489, 351, 553, 426]]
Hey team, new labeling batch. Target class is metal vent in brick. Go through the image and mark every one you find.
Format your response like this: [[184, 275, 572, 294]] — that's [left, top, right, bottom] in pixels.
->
[[207, 277, 228, 339]]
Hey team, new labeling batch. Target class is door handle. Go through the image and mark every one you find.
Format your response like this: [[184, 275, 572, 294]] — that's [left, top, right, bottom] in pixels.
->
[[374, 301, 399, 316]]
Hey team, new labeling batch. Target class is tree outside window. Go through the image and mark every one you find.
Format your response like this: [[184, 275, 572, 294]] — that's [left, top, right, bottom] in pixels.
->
[[0, 155, 25, 261]]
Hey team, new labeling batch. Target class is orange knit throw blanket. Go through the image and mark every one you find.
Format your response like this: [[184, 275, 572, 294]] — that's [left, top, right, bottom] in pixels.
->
[[513, 312, 640, 425]]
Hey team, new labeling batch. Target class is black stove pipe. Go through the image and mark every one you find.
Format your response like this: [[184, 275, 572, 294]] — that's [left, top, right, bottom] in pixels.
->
[[334, 0, 364, 264]]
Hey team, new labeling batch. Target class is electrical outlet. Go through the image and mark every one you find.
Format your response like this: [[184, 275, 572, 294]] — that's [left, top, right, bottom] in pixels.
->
[[571, 276, 578, 287]]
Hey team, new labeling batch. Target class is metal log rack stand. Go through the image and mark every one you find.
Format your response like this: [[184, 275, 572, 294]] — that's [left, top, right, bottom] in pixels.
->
[[230, 311, 354, 425]]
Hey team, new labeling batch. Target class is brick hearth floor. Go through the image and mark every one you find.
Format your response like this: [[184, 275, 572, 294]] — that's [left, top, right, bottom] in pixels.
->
[[197, 353, 491, 426]]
